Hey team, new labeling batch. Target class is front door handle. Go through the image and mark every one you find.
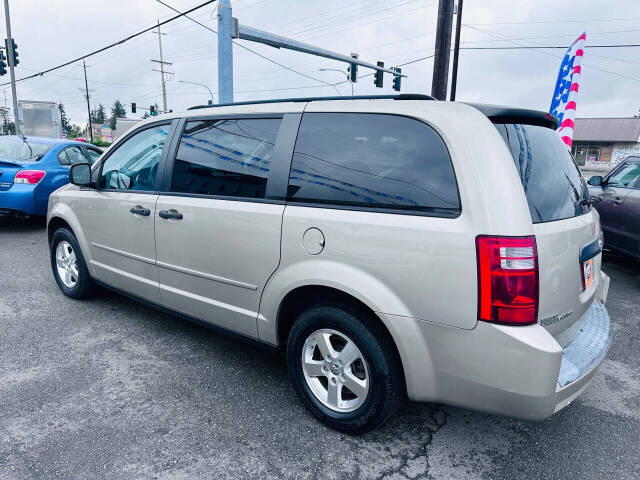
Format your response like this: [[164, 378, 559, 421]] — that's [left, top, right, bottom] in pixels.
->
[[613, 198, 623, 205], [159, 210, 183, 220], [130, 206, 151, 216]]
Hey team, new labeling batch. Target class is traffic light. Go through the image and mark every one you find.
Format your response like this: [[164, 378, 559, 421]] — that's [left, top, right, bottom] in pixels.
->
[[392, 67, 402, 92], [374, 61, 384, 88], [348, 52, 359, 83], [131, 102, 136, 113], [150, 105, 156, 116], [4, 38, 18, 66], [0, 51, 6, 76]]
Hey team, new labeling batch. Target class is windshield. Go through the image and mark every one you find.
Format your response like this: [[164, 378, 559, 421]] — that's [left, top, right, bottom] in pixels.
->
[[0, 138, 53, 161], [495, 123, 590, 223]]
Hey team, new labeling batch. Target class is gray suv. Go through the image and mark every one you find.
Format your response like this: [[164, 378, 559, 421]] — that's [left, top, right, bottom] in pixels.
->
[[47, 96, 612, 432]]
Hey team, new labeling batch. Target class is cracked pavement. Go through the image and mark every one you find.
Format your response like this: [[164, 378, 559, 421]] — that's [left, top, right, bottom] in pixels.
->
[[1, 216, 639, 479]]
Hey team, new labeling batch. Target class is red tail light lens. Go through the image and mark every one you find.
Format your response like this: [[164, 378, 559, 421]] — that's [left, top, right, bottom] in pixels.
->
[[476, 236, 539, 326], [14, 170, 46, 184]]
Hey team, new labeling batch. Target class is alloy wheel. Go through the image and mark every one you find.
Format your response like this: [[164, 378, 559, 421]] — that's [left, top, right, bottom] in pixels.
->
[[301, 328, 370, 413], [55, 240, 79, 289]]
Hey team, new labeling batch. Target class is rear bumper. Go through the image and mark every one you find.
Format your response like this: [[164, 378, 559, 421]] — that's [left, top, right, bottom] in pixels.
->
[[0, 185, 43, 215], [553, 301, 612, 412], [384, 285, 612, 420]]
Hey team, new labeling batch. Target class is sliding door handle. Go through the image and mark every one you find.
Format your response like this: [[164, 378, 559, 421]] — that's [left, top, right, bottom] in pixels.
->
[[159, 210, 183, 220], [129, 206, 151, 216]]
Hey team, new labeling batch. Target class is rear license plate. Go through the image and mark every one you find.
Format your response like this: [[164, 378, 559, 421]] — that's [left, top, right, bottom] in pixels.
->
[[583, 258, 594, 289]]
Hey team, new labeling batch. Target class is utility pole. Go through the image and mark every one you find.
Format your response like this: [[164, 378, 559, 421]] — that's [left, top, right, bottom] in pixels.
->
[[152, 19, 171, 113], [431, 0, 454, 100], [3, 0, 20, 135], [80, 60, 94, 142], [450, 0, 464, 101], [217, 0, 233, 104]]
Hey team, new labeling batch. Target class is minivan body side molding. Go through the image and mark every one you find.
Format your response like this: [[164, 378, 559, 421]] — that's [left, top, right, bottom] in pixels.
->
[[91, 242, 156, 265], [156, 260, 258, 291]]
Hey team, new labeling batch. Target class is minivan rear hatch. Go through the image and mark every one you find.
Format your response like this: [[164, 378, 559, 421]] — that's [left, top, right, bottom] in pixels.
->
[[492, 119, 601, 347]]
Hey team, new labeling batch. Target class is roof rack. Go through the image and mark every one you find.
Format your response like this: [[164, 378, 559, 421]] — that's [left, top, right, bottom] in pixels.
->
[[187, 93, 435, 110]]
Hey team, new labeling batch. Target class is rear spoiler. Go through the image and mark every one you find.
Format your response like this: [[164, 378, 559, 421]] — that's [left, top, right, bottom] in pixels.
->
[[465, 103, 559, 130]]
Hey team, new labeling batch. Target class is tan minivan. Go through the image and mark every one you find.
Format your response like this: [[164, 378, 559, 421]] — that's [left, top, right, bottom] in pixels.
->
[[47, 95, 612, 432]]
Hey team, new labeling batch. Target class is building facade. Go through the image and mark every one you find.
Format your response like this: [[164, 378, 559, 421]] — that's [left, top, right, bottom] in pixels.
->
[[571, 117, 640, 172]]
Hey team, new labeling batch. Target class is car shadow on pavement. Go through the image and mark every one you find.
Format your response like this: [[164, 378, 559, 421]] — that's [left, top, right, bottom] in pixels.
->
[[0, 215, 47, 232]]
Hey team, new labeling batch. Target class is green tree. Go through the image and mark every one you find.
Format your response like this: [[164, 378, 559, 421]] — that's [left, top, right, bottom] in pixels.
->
[[90, 103, 106, 124], [2, 117, 15, 135], [68, 124, 84, 138], [58, 104, 72, 135], [109, 99, 127, 130]]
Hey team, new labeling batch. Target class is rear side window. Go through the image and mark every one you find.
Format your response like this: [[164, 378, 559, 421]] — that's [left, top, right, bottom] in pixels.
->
[[58, 146, 86, 166], [495, 123, 589, 223], [171, 118, 281, 199], [287, 113, 460, 215]]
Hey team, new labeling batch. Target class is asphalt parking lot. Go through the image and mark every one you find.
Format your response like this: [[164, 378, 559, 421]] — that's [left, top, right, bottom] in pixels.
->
[[1, 216, 639, 480]]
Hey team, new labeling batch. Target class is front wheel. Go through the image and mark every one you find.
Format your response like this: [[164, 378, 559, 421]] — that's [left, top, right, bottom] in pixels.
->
[[286, 305, 403, 433], [50, 227, 96, 299]]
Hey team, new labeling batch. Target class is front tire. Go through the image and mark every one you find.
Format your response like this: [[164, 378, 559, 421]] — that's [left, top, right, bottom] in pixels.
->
[[286, 304, 403, 433], [50, 227, 96, 299]]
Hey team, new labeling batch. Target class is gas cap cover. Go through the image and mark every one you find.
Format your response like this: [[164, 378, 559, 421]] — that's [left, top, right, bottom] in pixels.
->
[[302, 227, 325, 255]]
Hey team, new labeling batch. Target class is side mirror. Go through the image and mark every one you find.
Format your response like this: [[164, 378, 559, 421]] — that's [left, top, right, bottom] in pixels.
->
[[588, 175, 603, 186], [69, 162, 92, 187]]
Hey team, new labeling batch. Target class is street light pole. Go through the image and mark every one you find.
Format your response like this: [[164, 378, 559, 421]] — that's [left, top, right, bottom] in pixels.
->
[[3, 0, 20, 135], [178, 80, 215, 105], [319, 68, 352, 96]]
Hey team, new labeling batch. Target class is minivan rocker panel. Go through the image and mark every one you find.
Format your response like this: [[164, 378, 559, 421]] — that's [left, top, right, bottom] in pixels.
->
[[47, 98, 612, 432]]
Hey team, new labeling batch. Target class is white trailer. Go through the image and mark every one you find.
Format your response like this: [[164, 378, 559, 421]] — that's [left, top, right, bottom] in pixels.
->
[[17, 100, 61, 138], [114, 118, 140, 142]]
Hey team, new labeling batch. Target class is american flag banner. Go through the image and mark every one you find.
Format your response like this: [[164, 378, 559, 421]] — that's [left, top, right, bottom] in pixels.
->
[[549, 32, 586, 147]]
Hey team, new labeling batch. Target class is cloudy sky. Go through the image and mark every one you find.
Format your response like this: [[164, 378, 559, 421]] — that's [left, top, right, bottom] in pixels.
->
[[3, 0, 639, 127]]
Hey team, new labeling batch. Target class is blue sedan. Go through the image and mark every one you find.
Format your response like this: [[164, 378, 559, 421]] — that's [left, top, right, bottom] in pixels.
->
[[0, 136, 102, 217]]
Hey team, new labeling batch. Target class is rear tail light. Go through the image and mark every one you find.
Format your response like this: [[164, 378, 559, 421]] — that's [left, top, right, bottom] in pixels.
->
[[476, 236, 539, 326], [14, 170, 46, 184]]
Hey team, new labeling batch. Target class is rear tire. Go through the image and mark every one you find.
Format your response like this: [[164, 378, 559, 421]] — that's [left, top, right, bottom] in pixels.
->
[[50, 227, 96, 299], [286, 304, 403, 433]]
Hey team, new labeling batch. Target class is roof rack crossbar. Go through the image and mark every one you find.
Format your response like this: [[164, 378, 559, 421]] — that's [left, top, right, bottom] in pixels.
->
[[187, 94, 435, 110]]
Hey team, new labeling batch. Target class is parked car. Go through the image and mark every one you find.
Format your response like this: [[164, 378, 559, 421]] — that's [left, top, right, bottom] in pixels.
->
[[47, 95, 611, 432], [0, 136, 102, 217], [588, 156, 640, 259]]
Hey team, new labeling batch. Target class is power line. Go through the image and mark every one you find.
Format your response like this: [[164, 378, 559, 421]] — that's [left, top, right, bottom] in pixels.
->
[[462, 25, 640, 83], [460, 29, 640, 45], [466, 17, 640, 26], [0, 0, 218, 87], [459, 44, 640, 49]]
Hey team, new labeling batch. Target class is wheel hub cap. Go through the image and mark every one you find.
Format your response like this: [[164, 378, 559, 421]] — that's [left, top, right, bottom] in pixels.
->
[[55, 241, 79, 289], [301, 328, 370, 413]]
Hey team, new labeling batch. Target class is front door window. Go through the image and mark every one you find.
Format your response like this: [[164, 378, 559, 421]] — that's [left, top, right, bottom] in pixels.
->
[[99, 125, 169, 191]]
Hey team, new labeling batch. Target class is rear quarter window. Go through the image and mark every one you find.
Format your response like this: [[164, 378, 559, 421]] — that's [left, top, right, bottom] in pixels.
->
[[287, 113, 460, 216], [495, 123, 590, 223]]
